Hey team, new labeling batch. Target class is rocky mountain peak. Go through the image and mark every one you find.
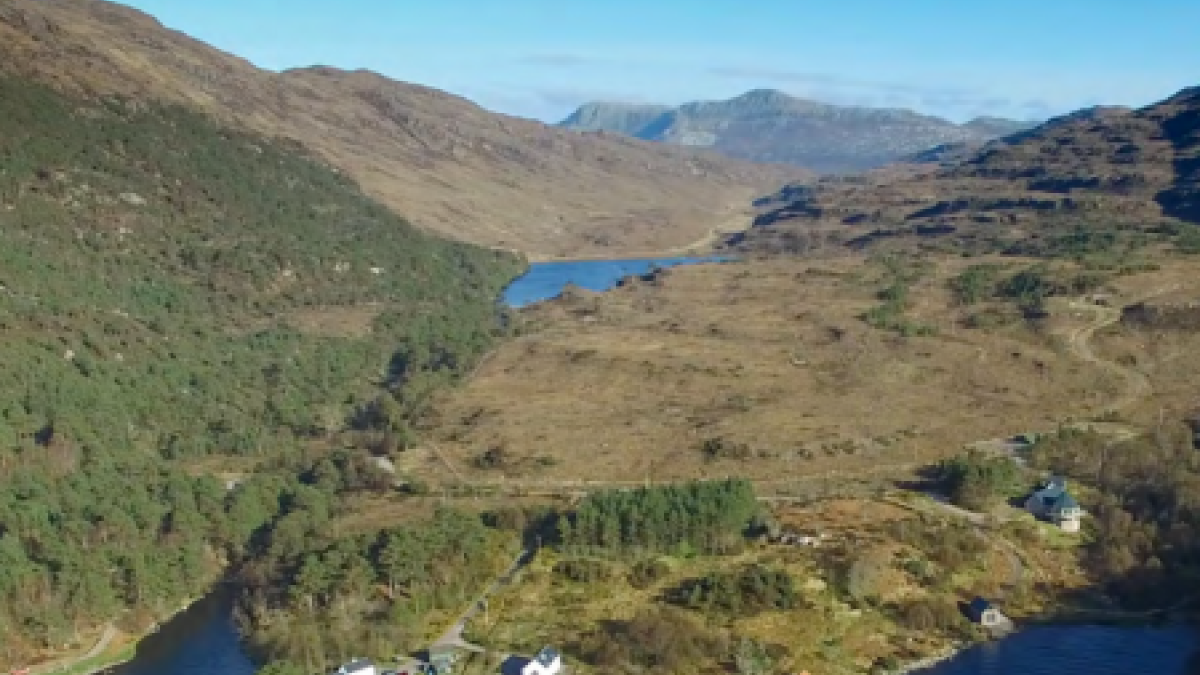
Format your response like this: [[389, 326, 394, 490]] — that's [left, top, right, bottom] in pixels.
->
[[560, 90, 1038, 173]]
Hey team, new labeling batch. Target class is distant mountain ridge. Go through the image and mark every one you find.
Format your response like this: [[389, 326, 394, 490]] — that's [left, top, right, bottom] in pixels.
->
[[559, 89, 1039, 174]]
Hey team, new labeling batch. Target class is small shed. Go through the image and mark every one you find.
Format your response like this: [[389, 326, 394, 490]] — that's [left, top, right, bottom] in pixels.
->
[[428, 645, 459, 674], [967, 597, 1009, 629], [336, 658, 377, 675]]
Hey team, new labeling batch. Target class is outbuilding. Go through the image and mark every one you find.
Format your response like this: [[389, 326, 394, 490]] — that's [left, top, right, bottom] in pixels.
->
[[336, 658, 377, 675], [966, 597, 1011, 632]]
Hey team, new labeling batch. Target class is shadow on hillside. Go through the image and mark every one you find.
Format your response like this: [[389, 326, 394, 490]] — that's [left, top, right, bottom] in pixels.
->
[[893, 463, 944, 492]]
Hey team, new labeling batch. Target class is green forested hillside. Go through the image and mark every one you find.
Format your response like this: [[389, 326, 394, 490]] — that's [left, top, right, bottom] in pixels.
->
[[0, 74, 521, 661]]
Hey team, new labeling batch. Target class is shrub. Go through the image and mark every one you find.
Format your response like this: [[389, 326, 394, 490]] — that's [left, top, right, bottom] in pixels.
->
[[937, 450, 1023, 510], [670, 564, 798, 616], [844, 548, 893, 601], [580, 607, 727, 671], [627, 559, 671, 589], [898, 598, 964, 632], [553, 558, 613, 583]]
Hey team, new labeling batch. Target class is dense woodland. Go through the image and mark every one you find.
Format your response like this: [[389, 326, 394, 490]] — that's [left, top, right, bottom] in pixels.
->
[[0, 74, 521, 663], [559, 479, 760, 556], [236, 475, 508, 672]]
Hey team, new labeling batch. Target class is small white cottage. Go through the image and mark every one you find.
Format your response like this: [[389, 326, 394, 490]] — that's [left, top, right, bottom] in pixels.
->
[[521, 646, 563, 675], [967, 597, 1013, 635], [336, 658, 377, 675]]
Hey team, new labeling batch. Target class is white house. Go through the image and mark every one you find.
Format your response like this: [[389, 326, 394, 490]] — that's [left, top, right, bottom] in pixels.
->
[[1025, 476, 1084, 532], [967, 597, 1013, 634], [336, 658, 377, 675], [521, 646, 563, 675]]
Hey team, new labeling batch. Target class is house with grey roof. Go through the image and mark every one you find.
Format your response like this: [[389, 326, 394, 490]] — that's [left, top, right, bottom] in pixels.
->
[[1025, 476, 1083, 532]]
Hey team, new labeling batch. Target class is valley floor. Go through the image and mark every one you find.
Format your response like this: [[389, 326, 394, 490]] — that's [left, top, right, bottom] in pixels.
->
[[416, 254, 1197, 491], [389, 251, 1200, 673]]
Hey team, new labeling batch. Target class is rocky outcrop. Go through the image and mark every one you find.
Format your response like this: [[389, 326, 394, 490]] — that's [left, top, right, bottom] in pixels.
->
[[558, 102, 673, 136], [963, 116, 1040, 138]]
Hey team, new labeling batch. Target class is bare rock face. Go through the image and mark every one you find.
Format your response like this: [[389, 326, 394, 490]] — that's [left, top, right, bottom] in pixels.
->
[[726, 87, 1200, 255], [560, 89, 1037, 174], [0, 0, 803, 258]]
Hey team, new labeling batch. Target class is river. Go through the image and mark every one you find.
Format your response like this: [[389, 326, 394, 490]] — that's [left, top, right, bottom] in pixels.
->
[[501, 255, 733, 308]]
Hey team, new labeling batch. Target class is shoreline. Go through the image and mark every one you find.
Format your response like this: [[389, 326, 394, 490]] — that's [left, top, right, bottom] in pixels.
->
[[520, 252, 740, 265], [35, 595, 208, 675], [890, 643, 968, 674], [887, 612, 1200, 675]]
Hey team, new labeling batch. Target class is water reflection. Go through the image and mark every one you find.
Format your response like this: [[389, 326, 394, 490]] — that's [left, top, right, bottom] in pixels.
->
[[107, 587, 255, 675], [501, 256, 732, 308]]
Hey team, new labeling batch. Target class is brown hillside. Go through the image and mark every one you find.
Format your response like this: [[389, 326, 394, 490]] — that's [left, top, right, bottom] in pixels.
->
[[418, 255, 1200, 490], [0, 0, 801, 257], [736, 90, 1200, 254]]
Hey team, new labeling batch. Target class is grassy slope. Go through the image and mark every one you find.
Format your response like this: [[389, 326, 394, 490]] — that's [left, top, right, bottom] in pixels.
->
[[424, 253, 1193, 490]]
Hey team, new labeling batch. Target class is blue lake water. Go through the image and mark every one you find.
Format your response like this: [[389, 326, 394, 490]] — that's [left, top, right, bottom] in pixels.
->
[[106, 588, 255, 675], [111, 598, 1197, 675], [501, 255, 733, 308], [102, 575, 1198, 675], [914, 623, 1196, 675]]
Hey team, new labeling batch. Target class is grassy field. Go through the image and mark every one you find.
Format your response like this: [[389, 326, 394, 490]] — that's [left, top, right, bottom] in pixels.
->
[[419, 253, 1200, 493]]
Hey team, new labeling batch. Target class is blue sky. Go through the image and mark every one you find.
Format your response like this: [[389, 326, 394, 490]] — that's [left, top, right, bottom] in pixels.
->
[[120, 0, 1199, 123]]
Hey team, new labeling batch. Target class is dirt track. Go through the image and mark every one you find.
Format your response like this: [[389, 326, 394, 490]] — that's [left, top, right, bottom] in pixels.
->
[[1062, 284, 1179, 417]]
